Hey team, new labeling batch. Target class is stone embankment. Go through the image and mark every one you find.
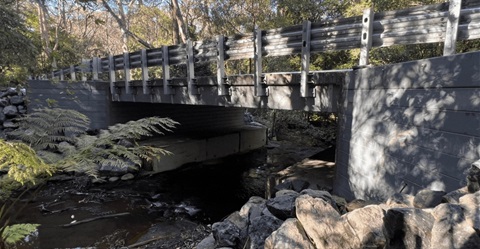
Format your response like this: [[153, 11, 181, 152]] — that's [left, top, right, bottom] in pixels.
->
[[197, 160, 480, 249], [0, 87, 27, 137]]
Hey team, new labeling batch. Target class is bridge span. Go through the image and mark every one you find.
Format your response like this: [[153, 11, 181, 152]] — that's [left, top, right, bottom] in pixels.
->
[[28, 0, 480, 201]]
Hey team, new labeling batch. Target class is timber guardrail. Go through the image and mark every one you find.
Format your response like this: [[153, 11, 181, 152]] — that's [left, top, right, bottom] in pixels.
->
[[45, 0, 480, 99]]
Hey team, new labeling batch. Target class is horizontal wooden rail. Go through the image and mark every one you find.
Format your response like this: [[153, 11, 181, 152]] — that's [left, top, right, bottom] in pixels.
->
[[47, 0, 479, 100]]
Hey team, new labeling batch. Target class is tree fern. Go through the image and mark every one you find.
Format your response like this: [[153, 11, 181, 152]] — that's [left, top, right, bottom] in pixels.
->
[[0, 140, 53, 185], [59, 117, 178, 176], [9, 108, 90, 151]]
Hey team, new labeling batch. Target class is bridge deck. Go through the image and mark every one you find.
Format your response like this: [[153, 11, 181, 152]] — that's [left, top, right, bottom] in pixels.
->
[[111, 71, 348, 112]]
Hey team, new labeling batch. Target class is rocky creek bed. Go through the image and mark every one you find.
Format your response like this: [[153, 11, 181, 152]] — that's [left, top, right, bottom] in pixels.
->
[[6, 140, 325, 248]]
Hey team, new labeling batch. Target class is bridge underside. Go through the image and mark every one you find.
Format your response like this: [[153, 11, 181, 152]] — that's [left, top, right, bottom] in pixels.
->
[[111, 72, 345, 112]]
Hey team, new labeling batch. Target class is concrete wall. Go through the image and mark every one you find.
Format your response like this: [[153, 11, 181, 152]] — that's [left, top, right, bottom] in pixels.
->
[[334, 51, 480, 201], [27, 81, 247, 133]]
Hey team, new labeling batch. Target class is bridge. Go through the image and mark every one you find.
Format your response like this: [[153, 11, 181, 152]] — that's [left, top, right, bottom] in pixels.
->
[[28, 0, 480, 201]]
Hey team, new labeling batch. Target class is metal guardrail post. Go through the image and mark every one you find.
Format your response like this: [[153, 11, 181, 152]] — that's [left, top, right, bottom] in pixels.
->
[[93, 57, 100, 81], [254, 28, 267, 97], [444, 0, 461, 56], [187, 40, 199, 95], [217, 35, 229, 96], [123, 52, 131, 94], [81, 59, 88, 81], [109, 55, 116, 98], [301, 20, 314, 98], [162, 46, 174, 95], [141, 49, 150, 94], [59, 69, 64, 81], [70, 65, 76, 81], [359, 8, 374, 66]]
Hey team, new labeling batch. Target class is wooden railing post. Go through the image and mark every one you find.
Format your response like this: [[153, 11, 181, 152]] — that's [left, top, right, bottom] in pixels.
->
[[444, 0, 462, 56], [187, 40, 198, 95], [123, 52, 131, 94], [70, 65, 76, 81], [301, 20, 314, 98], [162, 46, 174, 95], [359, 7, 374, 66], [141, 49, 150, 94], [217, 35, 229, 96], [254, 28, 267, 97]]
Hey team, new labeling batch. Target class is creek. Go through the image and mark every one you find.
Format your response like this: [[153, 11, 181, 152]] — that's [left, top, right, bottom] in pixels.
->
[[10, 142, 322, 248]]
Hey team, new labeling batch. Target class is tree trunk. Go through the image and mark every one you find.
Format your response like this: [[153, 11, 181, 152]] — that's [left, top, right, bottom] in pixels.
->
[[171, 0, 187, 44]]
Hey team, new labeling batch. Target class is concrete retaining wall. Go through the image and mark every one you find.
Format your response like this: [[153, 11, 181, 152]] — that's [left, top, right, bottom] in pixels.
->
[[334, 51, 480, 201], [26, 81, 247, 133]]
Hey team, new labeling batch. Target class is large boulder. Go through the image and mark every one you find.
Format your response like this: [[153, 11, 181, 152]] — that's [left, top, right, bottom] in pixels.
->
[[0, 88, 18, 98], [467, 160, 480, 193], [300, 189, 339, 212], [239, 196, 266, 222], [212, 220, 240, 248], [459, 191, 480, 232], [264, 218, 315, 249], [196, 233, 215, 249], [431, 203, 480, 249], [343, 205, 386, 248], [383, 208, 435, 249], [413, 189, 446, 208], [247, 215, 283, 249], [295, 195, 351, 249], [266, 191, 299, 220]]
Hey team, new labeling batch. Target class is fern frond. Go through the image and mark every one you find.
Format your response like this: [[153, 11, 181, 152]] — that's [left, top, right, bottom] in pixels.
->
[[1, 223, 39, 245], [0, 140, 53, 185]]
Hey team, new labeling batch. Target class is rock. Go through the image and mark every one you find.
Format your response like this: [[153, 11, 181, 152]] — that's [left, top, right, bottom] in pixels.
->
[[264, 218, 315, 249], [212, 221, 240, 247], [332, 194, 348, 214], [9, 95, 24, 105], [239, 196, 266, 221], [413, 189, 446, 208], [295, 195, 350, 248], [467, 160, 480, 193], [0, 110, 4, 123], [0, 98, 8, 107], [442, 186, 468, 204], [121, 173, 135, 180], [459, 191, 480, 232], [431, 203, 480, 249], [343, 205, 386, 248], [266, 191, 299, 220], [91, 177, 107, 184], [386, 193, 415, 208], [224, 211, 248, 244], [99, 160, 135, 176], [300, 189, 339, 212], [346, 199, 380, 212], [2, 120, 16, 129], [383, 208, 435, 249], [3, 105, 18, 117], [108, 176, 119, 182], [58, 141, 75, 154], [274, 179, 309, 193], [247, 215, 283, 249], [196, 233, 216, 249], [17, 105, 26, 114], [275, 189, 298, 197], [0, 88, 17, 98]]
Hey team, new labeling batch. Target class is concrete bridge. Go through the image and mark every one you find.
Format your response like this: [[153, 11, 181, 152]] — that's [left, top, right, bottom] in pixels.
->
[[28, 0, 480, 201]]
